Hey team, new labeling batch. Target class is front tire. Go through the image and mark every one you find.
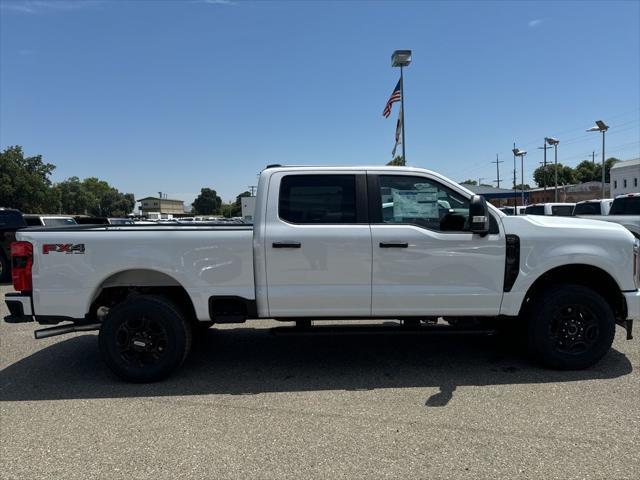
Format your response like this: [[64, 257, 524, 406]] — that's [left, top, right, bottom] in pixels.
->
[[99, 295, 192, 382], [527, 285, 615, 370]]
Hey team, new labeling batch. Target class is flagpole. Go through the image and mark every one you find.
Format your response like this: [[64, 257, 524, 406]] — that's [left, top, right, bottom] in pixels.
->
[[400, 65, 406, 166]]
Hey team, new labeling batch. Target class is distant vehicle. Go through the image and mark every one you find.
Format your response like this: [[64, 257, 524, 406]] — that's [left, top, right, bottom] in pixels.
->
[[108, 218, 135, 225], [500, 206, 526, 216], [0, 208, 27, 282], [73, 216, 110, 225], [23, 215, 77, 227], [610, 193, 640, 215], [573, 199, 613, 216], [576, 193, 640, 239], [524, 203, 575, 216]]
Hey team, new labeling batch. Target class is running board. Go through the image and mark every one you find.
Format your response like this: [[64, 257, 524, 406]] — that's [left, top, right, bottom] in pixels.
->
[[270, 324, 497, 337]]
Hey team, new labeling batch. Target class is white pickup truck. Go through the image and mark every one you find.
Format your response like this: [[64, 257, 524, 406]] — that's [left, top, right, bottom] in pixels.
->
[[575, 193, 640, 239], [5, 166, 639, 382]]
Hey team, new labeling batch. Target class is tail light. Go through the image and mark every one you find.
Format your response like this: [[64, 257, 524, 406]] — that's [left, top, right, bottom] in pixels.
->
[[11, 241, 33, 293], [634, 239, 640, 289]]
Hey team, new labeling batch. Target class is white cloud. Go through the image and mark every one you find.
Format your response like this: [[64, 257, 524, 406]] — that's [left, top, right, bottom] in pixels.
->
[[528, 19, 543, 28]]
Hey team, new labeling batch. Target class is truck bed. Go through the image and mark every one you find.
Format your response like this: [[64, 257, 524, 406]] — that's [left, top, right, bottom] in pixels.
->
[[17, 224, 255, 321]]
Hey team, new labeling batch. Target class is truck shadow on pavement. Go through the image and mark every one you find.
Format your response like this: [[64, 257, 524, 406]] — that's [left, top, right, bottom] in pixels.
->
[[0, 328, 633, 406]]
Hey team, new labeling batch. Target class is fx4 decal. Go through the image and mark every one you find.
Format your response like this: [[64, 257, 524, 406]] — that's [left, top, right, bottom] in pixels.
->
[[43, 244, 86, 254]]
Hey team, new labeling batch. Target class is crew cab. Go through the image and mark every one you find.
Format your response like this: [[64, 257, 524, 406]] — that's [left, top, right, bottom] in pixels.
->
[[5, 166, 639, 382]]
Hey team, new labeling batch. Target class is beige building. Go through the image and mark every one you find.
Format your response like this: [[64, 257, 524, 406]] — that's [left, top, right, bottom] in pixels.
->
[[528, 182, 610, 204], [137, 196, 185, 217]]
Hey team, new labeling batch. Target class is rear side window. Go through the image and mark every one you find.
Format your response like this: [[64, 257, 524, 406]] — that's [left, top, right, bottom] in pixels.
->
[[610, 197, 640, 215], [525, 206, 544, 215], [573, 202, 601, 215], [43, 218, 77, 226], [551, 205, 574, 216], [279, 175, 357, 224]]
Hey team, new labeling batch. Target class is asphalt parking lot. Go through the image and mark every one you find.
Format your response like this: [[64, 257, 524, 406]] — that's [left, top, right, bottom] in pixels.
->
[[0, 284, 638, 479]]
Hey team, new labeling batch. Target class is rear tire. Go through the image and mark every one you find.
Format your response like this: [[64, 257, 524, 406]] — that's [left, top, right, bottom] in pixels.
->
[[99, 295, 192, 382], [527, 285, 615, 370]]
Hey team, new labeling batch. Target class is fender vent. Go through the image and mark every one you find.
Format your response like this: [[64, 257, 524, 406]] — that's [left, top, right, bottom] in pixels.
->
[[504, 234, 520, 292]]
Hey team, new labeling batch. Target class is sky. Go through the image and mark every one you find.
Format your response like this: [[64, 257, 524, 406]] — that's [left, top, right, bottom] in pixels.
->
[[1, 0, 639, 207]]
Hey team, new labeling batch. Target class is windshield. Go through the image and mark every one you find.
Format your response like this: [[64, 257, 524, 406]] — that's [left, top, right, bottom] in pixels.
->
[[42, 217, 77, 226], [610, 197, 640, 215], [573, 202, 601, 215]]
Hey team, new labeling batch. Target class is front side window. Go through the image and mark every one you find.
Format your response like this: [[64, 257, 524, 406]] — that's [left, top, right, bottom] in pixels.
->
[[378, 175, 469, 231], [279, 174, 357, 224]]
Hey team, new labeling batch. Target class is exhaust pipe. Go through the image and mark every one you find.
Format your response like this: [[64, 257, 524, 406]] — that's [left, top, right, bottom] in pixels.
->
[[34, 323, 101, 340]]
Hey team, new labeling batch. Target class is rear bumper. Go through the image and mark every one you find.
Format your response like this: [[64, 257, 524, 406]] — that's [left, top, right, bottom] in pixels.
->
[[4, 292, 33, 323], [623, 290, 640, 321]]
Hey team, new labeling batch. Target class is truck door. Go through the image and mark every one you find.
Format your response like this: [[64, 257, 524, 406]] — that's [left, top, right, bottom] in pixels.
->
[[264, 172, 372, 317], [368, 173, 506, 316]]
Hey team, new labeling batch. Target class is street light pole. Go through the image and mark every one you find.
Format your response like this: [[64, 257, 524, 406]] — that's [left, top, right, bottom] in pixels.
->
[[400, 65, 406, 165], [513, 147, 527, 206], [391, 50, 411, 166], [545, 137, 560, 202], [601, 129, 606, 199], [512, 143, 517, 207], [587, 120, 609, 199]]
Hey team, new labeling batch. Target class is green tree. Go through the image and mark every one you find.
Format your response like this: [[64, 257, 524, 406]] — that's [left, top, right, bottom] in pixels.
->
[[53, 177, 97, 215], [0, 145, 59, 213], [192, 188, 222, 215], [514, 183, 531, 191], [387, 156, 405, 166], [533, 163, 575, 187], [460, 179, 477, 185], [53, 176, 135, 216], [574, 160, 598, 183]]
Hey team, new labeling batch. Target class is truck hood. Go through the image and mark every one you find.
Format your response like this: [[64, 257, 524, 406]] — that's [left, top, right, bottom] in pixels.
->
[[501, 214, 634, 239]]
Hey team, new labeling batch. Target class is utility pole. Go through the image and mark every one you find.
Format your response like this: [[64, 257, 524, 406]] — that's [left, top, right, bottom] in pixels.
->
[[592, 151, 595, 164], [478, 177, 485, 187], [248, 185, 257, 196], [492, 154, 504, 188]]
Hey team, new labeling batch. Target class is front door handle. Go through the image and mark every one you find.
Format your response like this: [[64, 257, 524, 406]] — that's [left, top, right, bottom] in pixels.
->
[[379, 242, 409, 248], [273, 241, 301, 248]]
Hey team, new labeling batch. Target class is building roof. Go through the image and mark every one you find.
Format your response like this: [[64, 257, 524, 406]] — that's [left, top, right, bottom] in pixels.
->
[[137, 196, 184, 203], [610, 158, 640, 170], [464, 185, 517, 195], [528, 181, 608, 193]]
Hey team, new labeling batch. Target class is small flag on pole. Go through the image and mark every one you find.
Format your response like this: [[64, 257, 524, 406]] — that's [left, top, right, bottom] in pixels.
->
[[382, 79, 402, 118], [392, 107, 402, 157]]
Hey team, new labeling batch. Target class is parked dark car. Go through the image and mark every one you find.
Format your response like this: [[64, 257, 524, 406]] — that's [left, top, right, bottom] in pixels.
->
[[0, 208, 27, 282]]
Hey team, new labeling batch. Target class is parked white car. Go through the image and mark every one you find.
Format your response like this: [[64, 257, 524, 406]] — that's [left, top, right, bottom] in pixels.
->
[[573, 199, 613, 216], [524, 203, 575, 216], [576, 193, 640, 239], [5, 166, 639, 381]]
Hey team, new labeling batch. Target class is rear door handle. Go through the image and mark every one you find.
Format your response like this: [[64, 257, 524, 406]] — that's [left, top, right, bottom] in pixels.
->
[[272, 242, 301, 248], [379, 242, 409, 248]]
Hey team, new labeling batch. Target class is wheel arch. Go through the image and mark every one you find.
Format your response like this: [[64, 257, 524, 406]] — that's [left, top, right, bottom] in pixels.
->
[[88, 269, 198, 323], [520, 263, 627, 321]]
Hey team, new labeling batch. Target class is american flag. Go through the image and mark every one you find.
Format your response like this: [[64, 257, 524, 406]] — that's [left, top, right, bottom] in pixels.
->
[[382, 79, 402, 118]]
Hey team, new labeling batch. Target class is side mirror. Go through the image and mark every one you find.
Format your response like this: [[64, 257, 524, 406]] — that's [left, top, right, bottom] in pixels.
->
[[469, 195, 490, 235]]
